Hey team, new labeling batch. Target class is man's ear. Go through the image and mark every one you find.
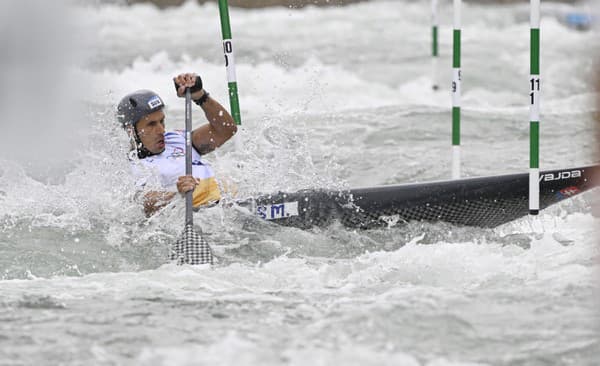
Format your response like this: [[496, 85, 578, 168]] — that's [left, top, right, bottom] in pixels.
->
[[125, 125, 136, 138], [126, 125, 140, 150]]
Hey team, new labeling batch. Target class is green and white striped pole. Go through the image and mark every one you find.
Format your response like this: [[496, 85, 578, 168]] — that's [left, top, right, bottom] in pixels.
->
[[452, 0, 462, 179], [529, 0, 541, 215], [432, 0, 439, 91], [218, 0, 241, 126]]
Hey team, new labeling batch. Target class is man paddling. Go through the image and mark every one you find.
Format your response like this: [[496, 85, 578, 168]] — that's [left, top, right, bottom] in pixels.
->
[[117, 73, 237, 216]]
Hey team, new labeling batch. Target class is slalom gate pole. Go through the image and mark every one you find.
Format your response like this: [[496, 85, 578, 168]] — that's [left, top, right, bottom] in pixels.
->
[[529, 0, 541, 215], [218, 0, 241, 126], [452, 0, 462, 179], [432, 0, 439, 90]]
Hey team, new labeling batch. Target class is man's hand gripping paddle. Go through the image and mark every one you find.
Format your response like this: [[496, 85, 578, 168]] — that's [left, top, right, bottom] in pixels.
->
[[170, 88, 214, 265]]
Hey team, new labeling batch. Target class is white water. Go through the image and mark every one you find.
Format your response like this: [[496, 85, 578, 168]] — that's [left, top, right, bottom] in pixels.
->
[[0, 0, 599, 365]]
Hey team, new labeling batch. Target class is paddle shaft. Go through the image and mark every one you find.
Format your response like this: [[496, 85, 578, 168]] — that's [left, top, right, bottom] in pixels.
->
[[185, 89, 193, 226]]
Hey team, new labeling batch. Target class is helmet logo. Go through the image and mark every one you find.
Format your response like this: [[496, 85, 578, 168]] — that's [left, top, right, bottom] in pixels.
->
[[147, 96, 163, 109]]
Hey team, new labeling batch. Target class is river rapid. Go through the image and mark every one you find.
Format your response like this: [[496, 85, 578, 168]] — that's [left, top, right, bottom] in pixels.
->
[[0, 0, 599, 365]]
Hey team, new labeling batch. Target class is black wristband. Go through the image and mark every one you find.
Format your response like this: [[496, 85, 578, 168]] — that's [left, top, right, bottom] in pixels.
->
[[173, 75, 203, 94], [193, 91, 210, 107]]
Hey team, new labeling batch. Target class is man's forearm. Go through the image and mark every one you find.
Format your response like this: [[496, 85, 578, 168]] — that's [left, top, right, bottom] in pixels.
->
[[192, 93, 237, 155], [202, 96, 237, 136], [143, 191, 176, 216]]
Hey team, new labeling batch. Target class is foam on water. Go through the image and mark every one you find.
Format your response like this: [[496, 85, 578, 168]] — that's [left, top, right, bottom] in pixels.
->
[[1, 207, 598, 364]]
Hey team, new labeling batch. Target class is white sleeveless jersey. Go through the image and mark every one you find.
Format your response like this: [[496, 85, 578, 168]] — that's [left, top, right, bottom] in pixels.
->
[[131, 131, 221, 207]]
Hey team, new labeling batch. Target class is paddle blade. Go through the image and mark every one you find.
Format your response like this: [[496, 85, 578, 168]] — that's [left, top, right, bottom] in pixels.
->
[[171, 224, 213, 265]]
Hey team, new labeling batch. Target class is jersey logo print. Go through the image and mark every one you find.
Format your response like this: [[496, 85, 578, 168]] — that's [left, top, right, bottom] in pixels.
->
[[192, 160, 205, 166], [169, 147, 185, 159]]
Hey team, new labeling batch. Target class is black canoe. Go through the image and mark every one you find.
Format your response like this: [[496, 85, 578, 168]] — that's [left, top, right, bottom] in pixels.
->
[[242, 165, 599, 229]]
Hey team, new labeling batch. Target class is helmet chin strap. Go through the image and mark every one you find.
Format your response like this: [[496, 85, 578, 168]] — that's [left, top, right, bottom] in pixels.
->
[[130, 125, 159, 159]]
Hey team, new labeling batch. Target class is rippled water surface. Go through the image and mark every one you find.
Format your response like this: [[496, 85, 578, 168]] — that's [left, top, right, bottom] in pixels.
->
[[0, 0, 599, 365]]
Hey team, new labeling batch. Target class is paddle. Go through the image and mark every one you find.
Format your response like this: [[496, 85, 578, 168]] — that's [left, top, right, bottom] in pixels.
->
[[170, 88, 214, 265]]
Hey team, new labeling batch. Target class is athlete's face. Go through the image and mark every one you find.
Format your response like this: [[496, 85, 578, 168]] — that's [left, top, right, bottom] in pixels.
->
[[136, 110, 166, 154]]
